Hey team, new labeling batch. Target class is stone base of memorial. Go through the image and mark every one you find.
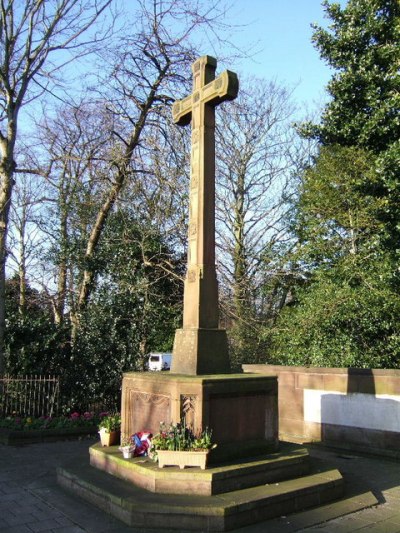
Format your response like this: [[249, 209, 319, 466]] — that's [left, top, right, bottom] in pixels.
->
[[172, 327, 230, 375], [120, 372, 278, 463], [60, 441, 350, 531]]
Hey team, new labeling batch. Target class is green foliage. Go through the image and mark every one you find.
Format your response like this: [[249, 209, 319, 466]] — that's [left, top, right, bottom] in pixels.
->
[[228, 319, 269, 372], [301, 0, 400, 152], [62, 214, 182, 409], [5, 213, 183, 411], [268, 256, 400, 369], [299, 0, 400, 250], [270, 1, 400, 370], [151, 421, 195, 452], [192, 428, 215, 451], [296, 145, 385, 263], [268, 146, 400, 368], [98, 413, 121, 432], [151, 421, 216, 455], [4, 277, 69, 375]]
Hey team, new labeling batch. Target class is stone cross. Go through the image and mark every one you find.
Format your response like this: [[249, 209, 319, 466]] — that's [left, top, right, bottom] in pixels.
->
[[171, 55, 238, 375]]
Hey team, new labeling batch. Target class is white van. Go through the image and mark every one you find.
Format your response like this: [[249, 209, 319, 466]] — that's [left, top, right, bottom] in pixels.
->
[[148, 352, 172, 371]]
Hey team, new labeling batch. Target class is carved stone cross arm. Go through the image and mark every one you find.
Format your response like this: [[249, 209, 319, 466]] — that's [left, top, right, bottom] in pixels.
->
[[172, 57, 238, 126]]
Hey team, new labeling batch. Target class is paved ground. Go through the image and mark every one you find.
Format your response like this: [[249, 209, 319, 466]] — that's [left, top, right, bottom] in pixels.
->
[[1, 438, 400, 533]]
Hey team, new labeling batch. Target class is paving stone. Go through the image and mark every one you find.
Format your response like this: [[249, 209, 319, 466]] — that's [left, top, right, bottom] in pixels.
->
[[0, 525, 34, 533], [0, 481, 20, 492], [34, 499, 60, 511], [357, 521, 400, 532], [51, 526, 85, 533], [1, 509, 15, 521], [49, 511, 72, 522], [386, 515, 400, 526], [5, 512, 37, 526], [17, 504, 46, 515], [0, 491, 22, 502], [360, 507, 400, 521], [30, 518, 69, 532], [307, 516, 371, 532], [32, 509, 65, 521], [0, 501, 14, 512]]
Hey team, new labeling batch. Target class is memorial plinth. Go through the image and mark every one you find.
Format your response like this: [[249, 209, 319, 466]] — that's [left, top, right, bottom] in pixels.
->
[[121, 372, 278, 461], [172, 328, 229, 375]]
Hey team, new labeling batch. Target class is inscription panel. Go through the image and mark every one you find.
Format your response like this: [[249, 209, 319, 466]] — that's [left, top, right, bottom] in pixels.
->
[[130, 390, 171, 435], [209, 393, 271, 443]]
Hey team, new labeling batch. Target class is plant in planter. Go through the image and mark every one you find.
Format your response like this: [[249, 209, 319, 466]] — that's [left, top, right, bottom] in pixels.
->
[[119, 436, 135, 459], [151, 421, 216, 470], [192, 427, 215, 452], [98, 413, 121, 447]]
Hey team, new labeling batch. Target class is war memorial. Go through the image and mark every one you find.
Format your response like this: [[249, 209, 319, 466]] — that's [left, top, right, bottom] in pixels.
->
[[58, 56, 346, 531]]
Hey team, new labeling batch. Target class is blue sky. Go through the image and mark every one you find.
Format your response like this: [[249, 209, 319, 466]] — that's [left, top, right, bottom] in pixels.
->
[[223, 0, 346, 109]]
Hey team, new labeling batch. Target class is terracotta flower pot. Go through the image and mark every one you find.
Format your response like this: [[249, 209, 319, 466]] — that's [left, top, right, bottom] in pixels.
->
[[157, 449, 209, 470], [99, 428, 120, 447]]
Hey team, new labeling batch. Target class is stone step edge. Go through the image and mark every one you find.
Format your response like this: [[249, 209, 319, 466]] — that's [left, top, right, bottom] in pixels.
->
[[90, 440, 310, 480], [90, 441, 311, 495], [57, 458, 344, 531]]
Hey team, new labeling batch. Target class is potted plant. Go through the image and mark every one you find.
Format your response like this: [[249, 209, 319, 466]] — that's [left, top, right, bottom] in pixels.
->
[[119, 436, 135, 459], [151, 421, 216, 470], [98, 413, 121, 447]]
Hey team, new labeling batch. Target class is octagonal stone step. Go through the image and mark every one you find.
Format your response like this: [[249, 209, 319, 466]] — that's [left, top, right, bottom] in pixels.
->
[[89, 441, 311, 496], [58, 456, 344, 532]]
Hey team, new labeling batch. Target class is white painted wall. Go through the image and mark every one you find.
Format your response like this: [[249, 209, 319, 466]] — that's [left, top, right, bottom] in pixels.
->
[[304, 390, 400, 433]]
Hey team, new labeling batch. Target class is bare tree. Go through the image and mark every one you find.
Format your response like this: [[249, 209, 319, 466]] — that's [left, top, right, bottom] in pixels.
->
[[7, 171, 47, 316], [0, 0, 113, 372], [12, 0, 234, 345], [215, 77, 301, 365], [69, 0, 233, 338], [31, 101, 115, 325], [123, 110, 190, 257]]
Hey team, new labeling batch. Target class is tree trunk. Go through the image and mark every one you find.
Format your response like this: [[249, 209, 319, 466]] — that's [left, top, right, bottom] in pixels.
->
[[18, 201, 27, 316], [232, 170, 248, 322], [0, 167, 14, 375], [54, 195, 69, 325], [72, 69, 167, 338], [0, 148, 16, 374]]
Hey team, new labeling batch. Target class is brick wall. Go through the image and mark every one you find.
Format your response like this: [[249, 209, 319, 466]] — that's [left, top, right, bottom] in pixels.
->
[[243, 365, 400, 458]]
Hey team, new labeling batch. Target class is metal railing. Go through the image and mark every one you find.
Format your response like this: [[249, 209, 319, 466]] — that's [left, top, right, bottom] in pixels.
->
[[0, 375, 60, 418]]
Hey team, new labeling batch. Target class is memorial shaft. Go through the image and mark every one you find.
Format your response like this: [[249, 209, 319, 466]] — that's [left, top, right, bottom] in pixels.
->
[[171, 55, 238, 375]]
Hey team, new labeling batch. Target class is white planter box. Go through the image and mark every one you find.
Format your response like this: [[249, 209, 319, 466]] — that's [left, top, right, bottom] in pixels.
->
[[157, 449, 209, 470]]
